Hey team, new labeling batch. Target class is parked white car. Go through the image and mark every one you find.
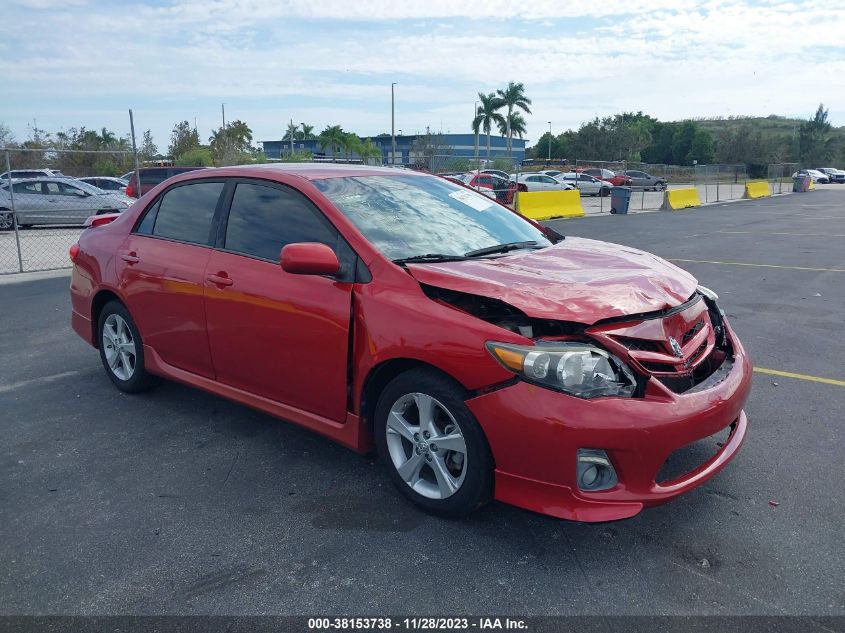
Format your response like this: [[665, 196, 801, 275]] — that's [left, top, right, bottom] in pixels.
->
[[0, 178, 131, 230], [792, 169, 829, 184], [510, 173, 576, 192], [554, 172, 612, 196], [0, 168, 66, 181]]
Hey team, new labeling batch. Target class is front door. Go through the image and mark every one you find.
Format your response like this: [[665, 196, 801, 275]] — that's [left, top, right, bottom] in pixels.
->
[[203, 180, 353, 422], [116, 180, 225, 378]]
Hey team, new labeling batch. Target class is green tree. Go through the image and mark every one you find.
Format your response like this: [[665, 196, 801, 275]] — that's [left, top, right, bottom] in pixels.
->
[[497, 112, 527, 141], [285, 121, 300, 146], [300, 123, 315, 140], [139, 129, 158, 161], [209, 120, 254, 164], [357, 138, 383, 165], [169, 121, 200, 159], [799, 103, 834, 165], [0, 122, 14, 147], [318, 125, 346, 162], [472, 92, 505, 160], [496, 82, 532, 158], [689, 128, 715, 164]]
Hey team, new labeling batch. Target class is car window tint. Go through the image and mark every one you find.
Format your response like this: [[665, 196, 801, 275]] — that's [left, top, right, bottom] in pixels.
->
[[152, 182, 223, 245], [224, 182, 337, 262], [141, 169, 169, 185]]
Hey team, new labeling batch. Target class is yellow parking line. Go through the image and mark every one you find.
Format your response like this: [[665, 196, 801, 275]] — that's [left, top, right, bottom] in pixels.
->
[[754, 367, 845, 387], [669, 259, 845, 272], [719, 230, 845, 238]]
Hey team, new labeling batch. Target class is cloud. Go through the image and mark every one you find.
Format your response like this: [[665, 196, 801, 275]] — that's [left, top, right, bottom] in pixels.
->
[[0, 0, 842, 147]]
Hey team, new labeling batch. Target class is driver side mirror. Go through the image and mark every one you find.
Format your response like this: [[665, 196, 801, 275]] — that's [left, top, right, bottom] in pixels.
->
[[280, 242, 340, 276]]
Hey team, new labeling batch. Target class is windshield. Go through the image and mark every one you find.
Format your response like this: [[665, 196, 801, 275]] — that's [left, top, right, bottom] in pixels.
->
[[314, 175, 553, 261]]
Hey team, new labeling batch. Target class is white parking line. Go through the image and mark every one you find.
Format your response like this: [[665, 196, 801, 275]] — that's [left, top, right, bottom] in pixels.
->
[[0, 371, 80, 394]]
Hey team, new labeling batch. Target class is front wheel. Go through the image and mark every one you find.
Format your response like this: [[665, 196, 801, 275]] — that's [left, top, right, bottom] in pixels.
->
[[654, 182, 666, 191], [374, 368, 493, 517], [97, 301, 155, 393], [0, 210, 13, 231]]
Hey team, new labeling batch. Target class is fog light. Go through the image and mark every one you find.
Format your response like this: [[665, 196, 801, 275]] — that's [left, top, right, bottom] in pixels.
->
[[577, 449, 618, 491]]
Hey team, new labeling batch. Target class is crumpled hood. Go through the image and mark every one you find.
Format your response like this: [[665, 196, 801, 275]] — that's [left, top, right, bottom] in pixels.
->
[[407, 237, 698, 324]]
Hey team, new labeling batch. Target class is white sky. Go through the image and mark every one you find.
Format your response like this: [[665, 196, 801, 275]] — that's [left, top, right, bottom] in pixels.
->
[[1, 0, 842, 148]]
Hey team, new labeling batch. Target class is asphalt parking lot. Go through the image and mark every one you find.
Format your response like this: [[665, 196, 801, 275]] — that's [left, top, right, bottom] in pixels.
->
[[1, 190, 843, 620]]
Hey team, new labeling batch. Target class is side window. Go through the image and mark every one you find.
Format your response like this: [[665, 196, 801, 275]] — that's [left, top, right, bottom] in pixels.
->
[[57, 182, 84, 195], [12, 182, 42, 194], [224, 182, 337, 262], [150, 181, 223, 245]]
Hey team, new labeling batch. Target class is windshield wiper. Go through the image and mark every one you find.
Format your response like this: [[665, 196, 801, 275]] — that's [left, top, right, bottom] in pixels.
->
[[464, 241, 539, 258], [392, 253, 469, 264]]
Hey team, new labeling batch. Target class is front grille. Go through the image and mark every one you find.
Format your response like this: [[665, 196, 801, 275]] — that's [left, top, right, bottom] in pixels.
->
[[589, 294, 733, 394]]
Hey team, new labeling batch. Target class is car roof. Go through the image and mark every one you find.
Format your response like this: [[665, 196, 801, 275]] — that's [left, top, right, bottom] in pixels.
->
[[196, 162, 426, 181]]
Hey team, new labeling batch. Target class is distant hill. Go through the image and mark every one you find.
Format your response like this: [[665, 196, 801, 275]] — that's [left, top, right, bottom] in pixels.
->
[[681, 115, 845, 166]]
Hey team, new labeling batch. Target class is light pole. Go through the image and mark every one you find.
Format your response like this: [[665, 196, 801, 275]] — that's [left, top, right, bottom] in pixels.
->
[[474, 100, 479, 168], [391, 83, 397, 165], [547, 121, 552, 163]]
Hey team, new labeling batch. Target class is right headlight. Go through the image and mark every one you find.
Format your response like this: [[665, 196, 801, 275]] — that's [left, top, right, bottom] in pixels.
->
[[486, 341, 636, 399]]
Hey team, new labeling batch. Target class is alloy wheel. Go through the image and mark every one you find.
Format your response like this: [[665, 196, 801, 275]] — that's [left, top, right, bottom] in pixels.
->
[[102, 313, 137, 381], [385, 392, 468, 500]]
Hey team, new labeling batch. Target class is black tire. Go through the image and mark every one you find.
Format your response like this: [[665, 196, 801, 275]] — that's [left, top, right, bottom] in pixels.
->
[[374, 368, 494, 517], [600, 187, 610, 197], [654, 182, 666, 191], [0, 209, 13, 232], [97, 300, 155, 393]]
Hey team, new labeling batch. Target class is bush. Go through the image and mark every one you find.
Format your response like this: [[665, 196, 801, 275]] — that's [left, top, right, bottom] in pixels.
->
[[175, 148, 214, 166]]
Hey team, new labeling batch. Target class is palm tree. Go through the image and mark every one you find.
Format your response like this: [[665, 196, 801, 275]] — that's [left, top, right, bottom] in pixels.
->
[[285, 121, 299, 141], [98, 127, 117, 149], [357, 138, 383, 165], [496, 82, 532, 157], [341, 132, 362, 162], [300, 123, 315, 140], [472, 92, 505, 161], [318, 125, 345, 162], [497, 112, 527, 141]]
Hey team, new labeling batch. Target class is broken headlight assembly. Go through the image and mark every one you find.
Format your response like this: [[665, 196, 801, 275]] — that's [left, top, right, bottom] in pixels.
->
[[486, 341, 637, 398]]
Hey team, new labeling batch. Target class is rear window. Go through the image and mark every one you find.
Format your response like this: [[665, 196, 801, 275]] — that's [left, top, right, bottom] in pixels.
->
[[140, 169, 170, 185]]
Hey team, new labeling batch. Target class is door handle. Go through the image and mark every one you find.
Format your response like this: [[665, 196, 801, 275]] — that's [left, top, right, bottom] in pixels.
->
[[120, 251, 140, 264], [206, 273, 234, 287]]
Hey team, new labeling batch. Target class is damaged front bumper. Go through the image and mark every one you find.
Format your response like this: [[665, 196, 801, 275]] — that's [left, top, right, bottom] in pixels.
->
[[466, 324, 752, 522]]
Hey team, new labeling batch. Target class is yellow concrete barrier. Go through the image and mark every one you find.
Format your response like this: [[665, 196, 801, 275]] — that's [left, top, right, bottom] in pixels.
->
[[517, 190, 585, 220], [745, 180, 770, 199], [661, 187, 701, 210]]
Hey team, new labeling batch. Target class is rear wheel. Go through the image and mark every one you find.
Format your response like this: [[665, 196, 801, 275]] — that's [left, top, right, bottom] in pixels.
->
[[654, 182, 666, 191], [97, 301, 155, 393], [374, 368, 493, 517]]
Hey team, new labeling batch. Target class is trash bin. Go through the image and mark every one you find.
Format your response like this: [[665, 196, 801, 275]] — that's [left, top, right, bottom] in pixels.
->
[[610, 186, 632, 214], [793, 176, 811, 192]]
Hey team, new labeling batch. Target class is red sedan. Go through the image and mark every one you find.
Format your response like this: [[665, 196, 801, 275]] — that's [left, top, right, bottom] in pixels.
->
[[69, 164, 750, 520]]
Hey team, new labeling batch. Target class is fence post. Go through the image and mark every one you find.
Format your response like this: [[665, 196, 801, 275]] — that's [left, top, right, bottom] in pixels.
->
[[128, 109, 141, 195], [4, 149, 24, 273]]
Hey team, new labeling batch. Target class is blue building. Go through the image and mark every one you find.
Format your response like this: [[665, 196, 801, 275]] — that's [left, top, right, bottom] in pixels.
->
[[261, 133, 526, 166]]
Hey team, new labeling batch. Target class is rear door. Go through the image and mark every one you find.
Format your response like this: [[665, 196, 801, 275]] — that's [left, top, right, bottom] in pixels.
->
[[116, 179, 225, 378], [203, 179, 354, 421]]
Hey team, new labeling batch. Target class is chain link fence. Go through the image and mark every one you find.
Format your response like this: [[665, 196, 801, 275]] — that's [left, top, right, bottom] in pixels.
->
[[767, 163, 800, 195], [1, 148, 136, 274]]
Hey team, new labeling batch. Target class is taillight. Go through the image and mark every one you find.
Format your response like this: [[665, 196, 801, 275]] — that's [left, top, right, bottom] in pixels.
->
[[126, 181, 137, 197], [68, 243, 80, 263]]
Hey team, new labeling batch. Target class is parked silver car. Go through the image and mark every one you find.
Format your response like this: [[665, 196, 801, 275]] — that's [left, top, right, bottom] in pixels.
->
[[0, 178, 131, 230], [78, 176, 130, 194], [554, 172, 611, 196]]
